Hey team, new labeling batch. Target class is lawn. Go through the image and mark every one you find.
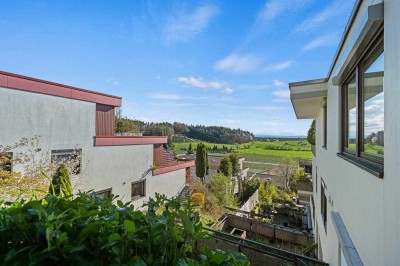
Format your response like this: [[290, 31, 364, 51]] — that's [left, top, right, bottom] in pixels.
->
[[173, 140, 312, 162]]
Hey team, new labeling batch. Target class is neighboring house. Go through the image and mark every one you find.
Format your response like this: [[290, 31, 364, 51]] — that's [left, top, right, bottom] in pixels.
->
[[0, 70, 193, 205], [289, 1, 399, 265]]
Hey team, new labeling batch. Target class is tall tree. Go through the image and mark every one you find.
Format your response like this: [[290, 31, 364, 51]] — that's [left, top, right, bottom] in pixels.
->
[[307, 120, 316, 145], [187, 143, 194, 155], [195, 143, 208, 183], [228, 154, 240, 177], [218, 156, 232, 177]]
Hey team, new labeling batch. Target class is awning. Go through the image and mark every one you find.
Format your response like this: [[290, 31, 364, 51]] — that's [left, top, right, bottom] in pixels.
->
[[289, 78, 328, 119]]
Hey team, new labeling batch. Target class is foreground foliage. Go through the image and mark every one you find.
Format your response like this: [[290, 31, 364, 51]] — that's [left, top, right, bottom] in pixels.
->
[[0, 193, 248, 265]]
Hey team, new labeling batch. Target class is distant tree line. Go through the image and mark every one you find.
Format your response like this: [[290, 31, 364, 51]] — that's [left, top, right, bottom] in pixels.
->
[[115, 112, 254, 144]]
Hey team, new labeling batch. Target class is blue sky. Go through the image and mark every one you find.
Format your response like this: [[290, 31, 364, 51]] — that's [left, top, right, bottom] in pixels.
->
[[0, 0, 356, 136]]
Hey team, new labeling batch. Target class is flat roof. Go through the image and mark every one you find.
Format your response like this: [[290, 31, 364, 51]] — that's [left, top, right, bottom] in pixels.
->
[[0, 70, 122, 107]]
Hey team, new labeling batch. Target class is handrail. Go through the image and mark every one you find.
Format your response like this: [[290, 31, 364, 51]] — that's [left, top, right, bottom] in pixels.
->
[[203, 227, 328, 266]]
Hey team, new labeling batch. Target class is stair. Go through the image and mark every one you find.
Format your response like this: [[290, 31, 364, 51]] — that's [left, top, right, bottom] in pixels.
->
[[179, 185, 192, 201], [162, 148, 177, 166]]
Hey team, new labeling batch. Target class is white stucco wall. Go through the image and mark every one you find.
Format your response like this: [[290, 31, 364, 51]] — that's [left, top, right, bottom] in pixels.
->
[[310, 1, 399, 265]]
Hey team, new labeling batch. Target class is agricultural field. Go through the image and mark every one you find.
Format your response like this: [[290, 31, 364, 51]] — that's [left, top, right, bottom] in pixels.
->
[[173, 140, 312, 173]]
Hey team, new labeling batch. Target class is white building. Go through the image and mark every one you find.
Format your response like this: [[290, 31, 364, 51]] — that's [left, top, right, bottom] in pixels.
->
[[289, 1, 399, 265], [0, 70, 193, 205]]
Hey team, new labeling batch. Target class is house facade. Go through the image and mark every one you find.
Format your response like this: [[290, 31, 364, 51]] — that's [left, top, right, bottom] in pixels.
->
[[0, 70, 193, 205], [289, 1, 399, 265]]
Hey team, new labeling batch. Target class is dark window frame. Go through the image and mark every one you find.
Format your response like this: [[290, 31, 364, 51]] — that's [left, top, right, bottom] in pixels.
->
[[96, 188, 112, 198], [340, 33, 384, 174], [0, 152, 13, 174], [320, 181, 327, 232], [323, 100, 327, 149], [51, 149, 82, 175], [131, 180, 146, 201]]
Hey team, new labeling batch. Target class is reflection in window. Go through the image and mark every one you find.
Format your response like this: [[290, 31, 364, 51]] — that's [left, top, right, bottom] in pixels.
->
[[363, 51, 384, 156], [347, 77, 357, 151]]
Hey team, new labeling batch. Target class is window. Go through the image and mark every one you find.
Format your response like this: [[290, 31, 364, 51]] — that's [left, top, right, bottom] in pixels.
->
[[131, 180, 146, 200], [321, 182, 327, 230], [315, 167, 318, 193], [0, 152, 12, 177], [323, 100, 327, 148], [96, 188, 112, 198], [341, 36, 384, 167], [51, 149, 82, 174]]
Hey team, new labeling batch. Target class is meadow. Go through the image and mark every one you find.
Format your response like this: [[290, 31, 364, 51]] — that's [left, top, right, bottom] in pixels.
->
[[173, 140, 312, 171]]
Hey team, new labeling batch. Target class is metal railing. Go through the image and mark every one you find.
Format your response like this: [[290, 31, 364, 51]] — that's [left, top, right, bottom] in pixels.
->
[[202, 227, 328, 266]]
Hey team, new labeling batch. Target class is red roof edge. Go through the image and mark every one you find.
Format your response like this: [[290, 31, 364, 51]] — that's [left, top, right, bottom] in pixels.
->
[[153, 161, 195, 176], [0, 70, 122, 107], [95, 136, 168, 146]]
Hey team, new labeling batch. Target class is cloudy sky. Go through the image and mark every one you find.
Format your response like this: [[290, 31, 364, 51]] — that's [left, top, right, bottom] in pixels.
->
[[0, 0, 356, 136]]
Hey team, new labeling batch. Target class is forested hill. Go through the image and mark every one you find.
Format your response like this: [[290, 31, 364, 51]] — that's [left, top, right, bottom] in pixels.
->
[[116, 118, 254, 144]]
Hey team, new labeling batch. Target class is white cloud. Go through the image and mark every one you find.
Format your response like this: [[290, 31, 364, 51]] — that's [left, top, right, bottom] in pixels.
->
[[164, 4, 219, 44], [272, 79, 285, 87], [222, 87, 234, 94], [156, 76, 161, 79], [302, 33, 339, 51], [214, 53, 263, 75], [178, 76, 233, 94], [264, 60, 293, 72], [178, 76, 221, 89], [294, 0, 355, 33]]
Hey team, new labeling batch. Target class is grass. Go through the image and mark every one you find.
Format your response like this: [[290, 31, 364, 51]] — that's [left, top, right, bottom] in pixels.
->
[[347, 143, 384, 155], [173, 140, 312, 167]]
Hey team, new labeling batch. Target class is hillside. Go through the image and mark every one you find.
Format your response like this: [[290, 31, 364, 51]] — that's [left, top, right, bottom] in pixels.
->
[[116, 118, 255, 144]]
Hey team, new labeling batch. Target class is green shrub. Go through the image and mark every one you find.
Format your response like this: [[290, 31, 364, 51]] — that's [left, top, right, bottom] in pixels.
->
[[191, 192, 205, 207], [307, 120, 316, 145], [0, 193, 248, 265], [49, 164, 73, 197]]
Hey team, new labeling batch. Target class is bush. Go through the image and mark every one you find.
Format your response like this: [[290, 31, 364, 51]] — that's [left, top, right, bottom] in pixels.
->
[[191, 192, 205, 207], [49, 164, 73, 197], [0, 193, 249, 265]]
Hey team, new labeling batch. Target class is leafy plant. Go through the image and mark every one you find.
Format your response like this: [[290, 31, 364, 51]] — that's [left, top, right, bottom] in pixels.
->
[[191, 193, 205, 207], [0, 193, 248, 265], [49, 164, 73, 197]]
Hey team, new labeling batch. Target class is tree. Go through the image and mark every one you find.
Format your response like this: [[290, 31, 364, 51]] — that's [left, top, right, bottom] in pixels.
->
[[195, 143, 208, 183], [49, 164, 73, 197], [307, 120, 315, 145], [275, 158, 296, 192], [228, 154, 240, 177], [187, 143, 194, 155], [218, 156, 232, 177], [210, 173, 236, 207]]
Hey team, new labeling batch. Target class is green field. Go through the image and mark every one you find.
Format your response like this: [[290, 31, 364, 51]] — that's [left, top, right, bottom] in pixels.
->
[[173, 140, 312, 164]]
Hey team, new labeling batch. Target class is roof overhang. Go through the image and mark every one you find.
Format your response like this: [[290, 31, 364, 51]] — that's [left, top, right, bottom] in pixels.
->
[[289, 78, 327, 119]]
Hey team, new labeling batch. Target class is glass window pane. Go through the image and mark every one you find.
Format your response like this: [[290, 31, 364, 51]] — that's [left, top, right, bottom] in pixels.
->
[[363, 51, 384, 156], [347, 77, 357, 151]]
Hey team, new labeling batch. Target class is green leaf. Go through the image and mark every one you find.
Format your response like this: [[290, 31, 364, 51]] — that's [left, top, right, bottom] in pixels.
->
[[117, 200, 124, 208], [108, 233, 122, 241], [124, 220, 136, 233], [79, 222, 100, 240], [211, 252, 226, 264]]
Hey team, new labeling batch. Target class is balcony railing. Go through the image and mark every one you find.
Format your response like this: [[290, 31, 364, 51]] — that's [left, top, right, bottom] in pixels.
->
[[202, 227, 328, 266]]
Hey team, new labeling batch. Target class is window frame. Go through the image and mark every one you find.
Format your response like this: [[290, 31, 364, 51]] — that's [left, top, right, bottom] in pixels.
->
[[0, 152, 13, 174], [320, 182, 327, 231], [323, 99, 327, 148], [131, 180, 146, 201], [51, 149, 82, 175], [96, 188, 112, 198], [340, 33, 384, 168]]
